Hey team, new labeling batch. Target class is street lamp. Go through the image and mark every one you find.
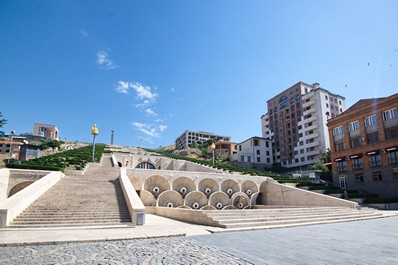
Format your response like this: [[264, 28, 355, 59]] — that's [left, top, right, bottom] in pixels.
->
[[91, 124, 99, 162], [210, 143, 216, 167], [7, 130, 15, 164]]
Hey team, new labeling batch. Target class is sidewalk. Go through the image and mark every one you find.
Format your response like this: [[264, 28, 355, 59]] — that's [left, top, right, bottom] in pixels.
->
[[0, 214, 213, 246], [2, 210, 397, 246]]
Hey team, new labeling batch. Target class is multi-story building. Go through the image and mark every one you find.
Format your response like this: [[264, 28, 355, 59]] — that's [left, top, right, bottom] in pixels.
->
[[33, 123, 59, 140], [230, 137, 273, 166], [327, 93, 398, 197], [175, 130, 230, 150], [263, 81, 345, 169]]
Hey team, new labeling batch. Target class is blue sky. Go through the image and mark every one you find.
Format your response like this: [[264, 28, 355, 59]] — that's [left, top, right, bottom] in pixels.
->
[[1, 0, 397, 148]]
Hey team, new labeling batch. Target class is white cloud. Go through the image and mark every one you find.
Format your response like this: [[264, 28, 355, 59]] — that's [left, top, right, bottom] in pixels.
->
[[80, 30, 88, 37], [131, 122, 167, 138], [132, 122, 160, 138], [97, 51, 119, 69], [131, 82, 158, 101], [145, 108, 157, 116], [116, 80, 129, 94], [135, 100, 150, 108], [171, 88, 175, 92]]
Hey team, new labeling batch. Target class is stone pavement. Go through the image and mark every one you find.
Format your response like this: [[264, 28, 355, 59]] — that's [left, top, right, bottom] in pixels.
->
[[1, 214, 398, 264], [192, 215, 398, 265], [0, 236, 249, 265]]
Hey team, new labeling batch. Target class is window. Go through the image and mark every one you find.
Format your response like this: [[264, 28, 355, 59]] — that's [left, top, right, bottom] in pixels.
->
[[326, 103, 329, 108], [337, 160, 346, 171], [355, 174, 364, 183], [373, 171, 382, 181], [335, 142, 345, 151], [348, 121, 360, 132], [393, 168, 398, 181], [325, 95, 328, 100], [240, 155, 244, 162], [369, 154, 381, 167], [333, 126, 344, 136], [256, 150, 260, 155], [367, 131, 379, 144], [257, 157, 261, 163], [247, 156, 251, 163], [351, 137, 360, 148], [339, 100, 342, 105], [364, 115, 377, 127], [352, 158, 363, 170], [253, 139, 259, 146], [385, 126, 398, 140], [382, 108, 398, 121], [239, 145, 242, 151], [389, 151, 398, 164]]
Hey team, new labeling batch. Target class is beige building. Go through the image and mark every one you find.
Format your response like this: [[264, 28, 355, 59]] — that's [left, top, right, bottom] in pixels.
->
[[175, 130, 230, 150], [327, 93, 398, 197], [263, 81, 345, 169], [33, 123, 59, 140]]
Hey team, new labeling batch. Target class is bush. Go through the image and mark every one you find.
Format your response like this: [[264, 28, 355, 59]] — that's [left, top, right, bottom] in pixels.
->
[[7, 144, 105, 171]]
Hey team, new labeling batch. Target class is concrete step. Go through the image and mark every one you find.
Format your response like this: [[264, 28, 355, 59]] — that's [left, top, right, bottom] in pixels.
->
[[9, 154, 132, 228], [215, 211, 383, 225], [217, 212, 383, 228], [8, 221, 131, 228]]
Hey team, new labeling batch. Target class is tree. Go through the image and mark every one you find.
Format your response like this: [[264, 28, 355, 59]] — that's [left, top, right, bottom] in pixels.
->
[[0, 112, 6, 129], [310, 148, 331, 173]]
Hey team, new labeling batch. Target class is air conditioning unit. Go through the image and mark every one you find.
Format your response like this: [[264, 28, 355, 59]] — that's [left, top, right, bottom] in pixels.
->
[[360, 136, 366, 142]]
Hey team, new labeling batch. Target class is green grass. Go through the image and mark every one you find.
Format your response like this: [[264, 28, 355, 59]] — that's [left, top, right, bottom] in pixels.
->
[[7, 144, 105, 172]]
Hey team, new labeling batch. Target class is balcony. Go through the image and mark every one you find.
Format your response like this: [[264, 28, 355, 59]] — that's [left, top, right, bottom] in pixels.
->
[[305, 141, 320, 149], [303, 116, 317, 124], [306, 149, 321, 156], [303, 107, 317, 116], [302, 98, 317, 108], [304, 124, 319, 131]]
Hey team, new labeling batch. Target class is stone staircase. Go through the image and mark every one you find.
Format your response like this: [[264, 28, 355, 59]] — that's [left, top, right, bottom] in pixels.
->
[[8, 155, 131, 228], [200, 207, 385, 230]]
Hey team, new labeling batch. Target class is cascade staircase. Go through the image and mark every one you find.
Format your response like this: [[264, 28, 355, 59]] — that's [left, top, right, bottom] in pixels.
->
[[199, 207, 384, 230], [8, 154, 131, 228]]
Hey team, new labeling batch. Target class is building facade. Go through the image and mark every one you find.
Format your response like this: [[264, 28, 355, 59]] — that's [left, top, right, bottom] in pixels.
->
[[327, 93, 398, 197], [175, 130, 230, 150], [231, 137, 273, 166], [33, 123, 59, 140], [262, 82, 345, 169], [207, 141, 237, 159]]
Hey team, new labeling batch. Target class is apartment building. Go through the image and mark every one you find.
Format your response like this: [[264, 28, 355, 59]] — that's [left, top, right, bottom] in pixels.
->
[[327, 93, 398, 197], [175, 130, 230, 150], [231, 137, 273, 166], [263, 81, 345, 169]]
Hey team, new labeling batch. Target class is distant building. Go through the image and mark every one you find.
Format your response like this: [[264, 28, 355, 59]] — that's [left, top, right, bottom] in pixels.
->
[[0, 140, 23, 160], [231, 137, 273, 166], [327, 93, 398, 197], [175, 130, 230, 150], [207, 141, 237, 159], [33, 123, 59, 140], [19, 144, 42, 161], [262, 81, 346, 169]]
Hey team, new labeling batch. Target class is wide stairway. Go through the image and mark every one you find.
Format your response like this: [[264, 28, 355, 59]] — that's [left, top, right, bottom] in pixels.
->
[[200, 206, 384, 231], [9, 154, 131, 228]]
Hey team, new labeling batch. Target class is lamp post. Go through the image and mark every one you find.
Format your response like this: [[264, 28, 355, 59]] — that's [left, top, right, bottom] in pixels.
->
[[7, 130, 15, 164], [91, 124, 99, 162], [210, 143, 216, 167]]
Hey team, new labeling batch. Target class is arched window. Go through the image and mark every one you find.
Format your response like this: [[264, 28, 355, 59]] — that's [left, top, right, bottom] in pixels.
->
[[135, 162, 155, 169]]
